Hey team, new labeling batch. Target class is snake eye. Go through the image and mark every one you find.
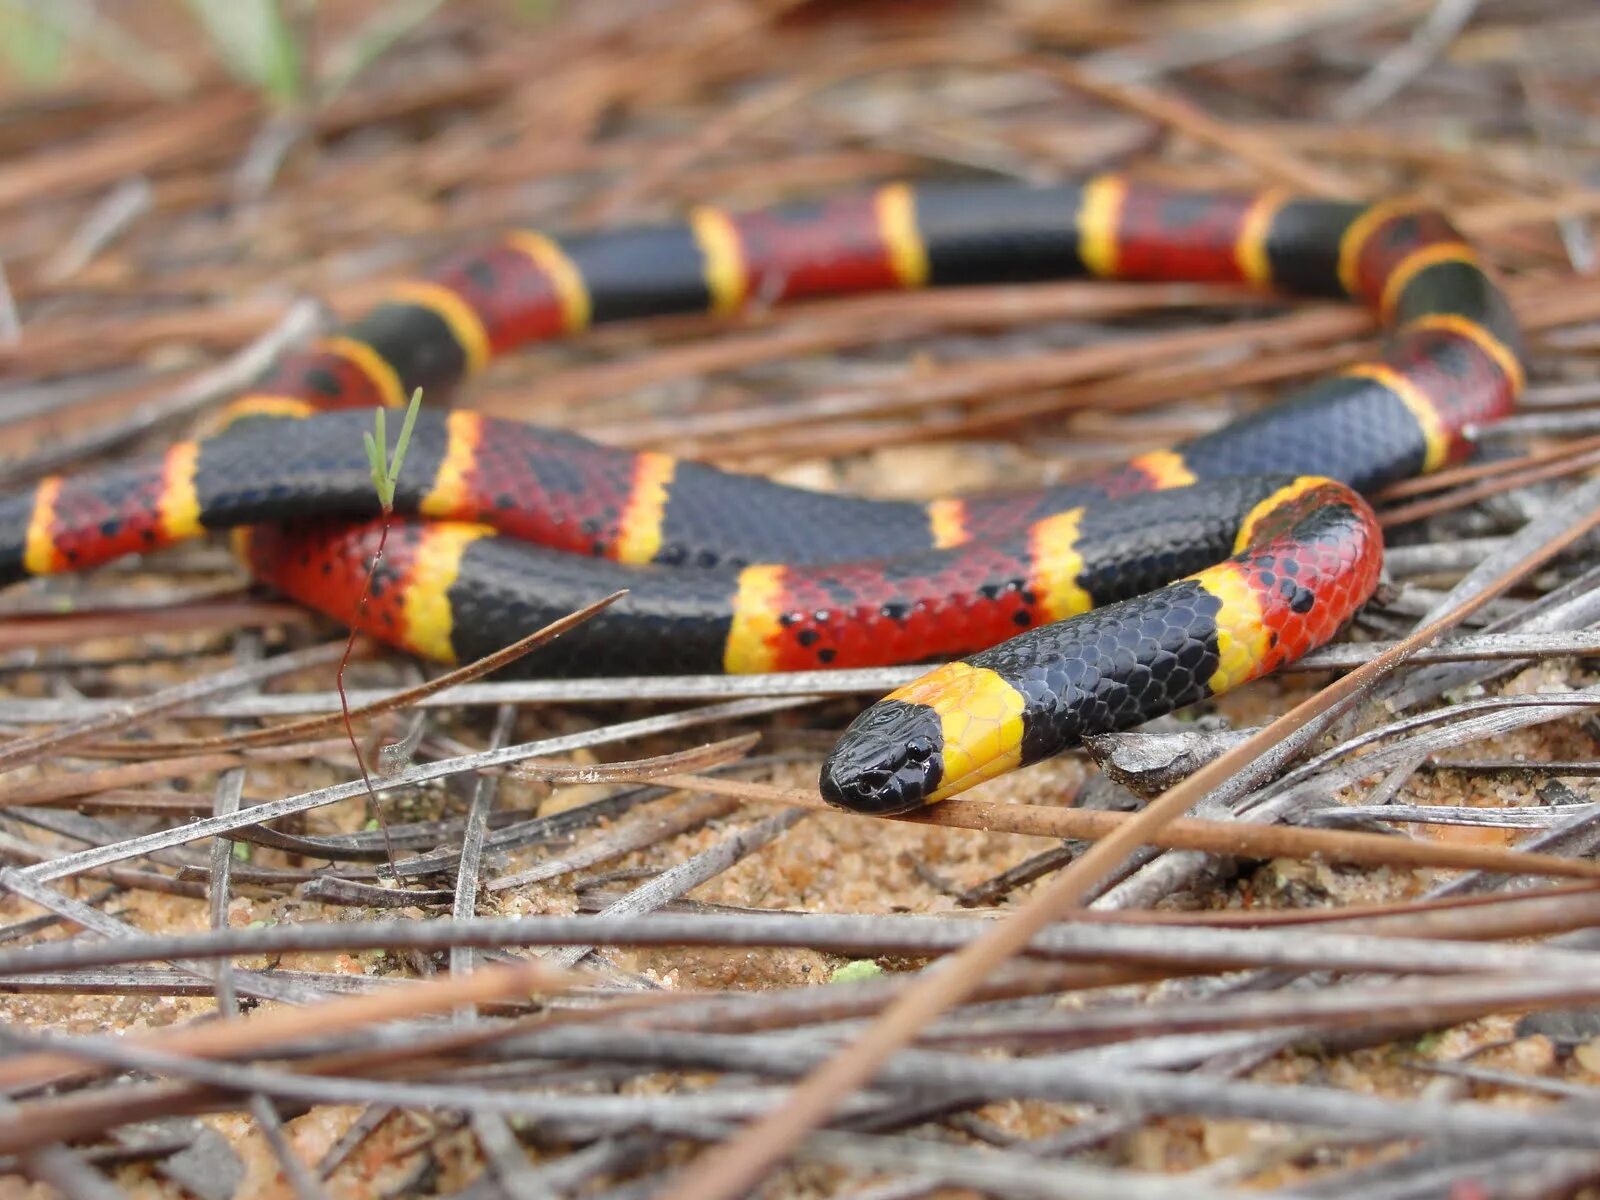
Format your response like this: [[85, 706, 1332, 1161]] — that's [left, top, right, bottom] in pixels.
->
[[903, 734, 935, 762]]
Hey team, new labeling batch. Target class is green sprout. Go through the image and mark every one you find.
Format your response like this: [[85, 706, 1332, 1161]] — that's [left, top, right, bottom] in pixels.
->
[[829, 960, 884, 984], [363, 387, 423, 511], [347, 386, 424, 871]]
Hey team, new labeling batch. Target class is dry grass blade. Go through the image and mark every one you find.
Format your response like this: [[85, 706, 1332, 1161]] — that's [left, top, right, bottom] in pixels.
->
[[5, 696, 812, 881], [510, 732, 760, 783], [1379, 442, 1600, 527], [1030, 55, 1357, 196], [487, 791, 741, 891], [0, 598, 310, 651], [0, 641, 345, 773], [0, 954, 586, 1109], [75, 589, 627, 758], [0, 737, 358, 811], [0, 297, 327, 487], [1374, 431, 1600, 501], [642, 774, 1600, 881], [522, 281, 1258, 414], [545, 806, 809, 969], [0, 92, 255, 213], [16, 909, 1600, 989]]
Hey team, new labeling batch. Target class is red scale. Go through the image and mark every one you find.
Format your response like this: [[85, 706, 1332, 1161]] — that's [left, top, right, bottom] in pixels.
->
[[1112, 185, 1258, 284], [450, 421, 639, 559], [1389, 327, 1518, 458], [255, 349, 393, 410], [731, 195, 900, 302], [244, 518, 417, 647], [1349, 210, 1463, 305], [47, 468, 169, 571], [432, 243, 571, 353], [762, 547, 1042, 671]]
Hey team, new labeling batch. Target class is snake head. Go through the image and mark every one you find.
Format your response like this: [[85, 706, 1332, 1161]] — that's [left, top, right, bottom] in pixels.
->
[[818, 700, 944, 815]]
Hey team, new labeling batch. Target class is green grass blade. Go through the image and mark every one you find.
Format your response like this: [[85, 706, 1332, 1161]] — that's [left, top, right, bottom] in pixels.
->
[[180, 0, 304, 105], [0, 1, 66, 84], [362, 429, 388, 507], [389, 389, 424, 488], [317, 0, 445, 103]]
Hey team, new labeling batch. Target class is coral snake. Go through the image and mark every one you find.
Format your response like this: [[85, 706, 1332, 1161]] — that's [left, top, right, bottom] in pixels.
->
[[0, 178, 1523, 814]]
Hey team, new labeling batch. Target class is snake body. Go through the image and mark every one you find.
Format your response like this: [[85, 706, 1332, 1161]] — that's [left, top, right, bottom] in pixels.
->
[[0, 179, 1523, 813]]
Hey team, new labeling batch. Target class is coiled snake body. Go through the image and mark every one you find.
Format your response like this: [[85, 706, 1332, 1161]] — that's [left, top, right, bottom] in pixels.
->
[[0, 179, 1523, 813]]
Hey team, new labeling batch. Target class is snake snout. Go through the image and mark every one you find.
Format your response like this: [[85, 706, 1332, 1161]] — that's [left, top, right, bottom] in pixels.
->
[[819, 700, 944, 815]]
